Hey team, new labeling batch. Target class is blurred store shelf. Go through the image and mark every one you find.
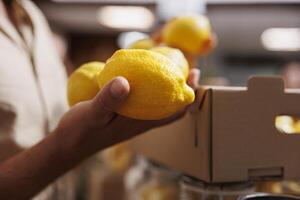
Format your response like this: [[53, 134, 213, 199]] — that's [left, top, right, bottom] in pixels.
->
[[50, 0, 155, 4], [207, 0, 300, 5], [35, 0, 156, 34], [34, 0, 300, 85], [36, 1, 300, 56]]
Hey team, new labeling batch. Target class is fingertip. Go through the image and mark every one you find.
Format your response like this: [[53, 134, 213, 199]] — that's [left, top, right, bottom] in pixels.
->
[[188, 68, 200, 89], [190, 68, 200, 78], [110, 76, 130, 99]]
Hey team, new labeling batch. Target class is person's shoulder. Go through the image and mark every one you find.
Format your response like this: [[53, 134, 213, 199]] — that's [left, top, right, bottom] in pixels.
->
[[20, 0, 49, 28], [20, 0, 43, 15]]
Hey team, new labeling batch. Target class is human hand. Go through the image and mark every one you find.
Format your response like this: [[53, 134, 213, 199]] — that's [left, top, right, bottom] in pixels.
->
[[56, 68, 200, 154]]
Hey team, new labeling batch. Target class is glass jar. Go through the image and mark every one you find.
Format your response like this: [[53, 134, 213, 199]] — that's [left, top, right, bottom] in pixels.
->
[[255, 180, 300, 196], [281, 181, 300, 196], [238, 193, 300, 200], [124, 156, 151, 200], [84, 154, 126, 200], [180, 176, 255, 200], [125, 158, 180, 200], [85, 142, 134, 200], [255, 181, 283, 194]]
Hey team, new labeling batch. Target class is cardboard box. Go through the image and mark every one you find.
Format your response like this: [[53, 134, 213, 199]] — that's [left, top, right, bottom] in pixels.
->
[[132, 77, 300, 183]]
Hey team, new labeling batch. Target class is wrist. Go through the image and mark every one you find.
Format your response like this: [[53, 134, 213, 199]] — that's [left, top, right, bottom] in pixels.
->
[[54, 117, 107, 161]]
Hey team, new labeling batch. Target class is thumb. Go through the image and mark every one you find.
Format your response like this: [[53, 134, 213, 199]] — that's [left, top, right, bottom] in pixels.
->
[[90, 76, 130, 124]]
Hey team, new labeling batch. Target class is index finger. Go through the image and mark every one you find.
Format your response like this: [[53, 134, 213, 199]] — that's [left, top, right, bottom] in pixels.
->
[[187, 68, 200, 90]]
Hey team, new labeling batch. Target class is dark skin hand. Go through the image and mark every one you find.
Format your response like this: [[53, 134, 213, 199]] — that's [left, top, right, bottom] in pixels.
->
[[0, 69, 200, 200]]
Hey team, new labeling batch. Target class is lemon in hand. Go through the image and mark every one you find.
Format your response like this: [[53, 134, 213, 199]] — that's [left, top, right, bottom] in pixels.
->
[[67, 62, 104, 106], [162, 15, 213, 55], [97, 49, 195, 120], [151, 46, 189, 79]]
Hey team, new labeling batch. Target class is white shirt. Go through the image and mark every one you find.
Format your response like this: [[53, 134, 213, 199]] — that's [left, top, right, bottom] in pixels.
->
[[0, 0, 67, 148], [0, 0, 75, 199]]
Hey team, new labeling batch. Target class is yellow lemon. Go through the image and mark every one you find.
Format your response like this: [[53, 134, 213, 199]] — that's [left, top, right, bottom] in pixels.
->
[[67, 62, 104, 106], [162, 15, 213, 55], [275, 115, 295, 134], [294, 120, 300, 133], [128, 38, 156, 50], [102, 142, 133, 172], [151, 46, 189, 79], [98, 49, 195, 120]]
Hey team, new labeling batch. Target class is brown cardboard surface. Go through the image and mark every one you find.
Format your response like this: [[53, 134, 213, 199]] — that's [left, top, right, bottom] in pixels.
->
[[132, 87, 212, 180], [212, 77, 300, 182], [131, 76, 300, 183]]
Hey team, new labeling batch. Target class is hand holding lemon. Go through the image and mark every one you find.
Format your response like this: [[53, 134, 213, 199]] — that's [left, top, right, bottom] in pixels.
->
[[68, 49, 196, 120], [59, 49, 199, 163]]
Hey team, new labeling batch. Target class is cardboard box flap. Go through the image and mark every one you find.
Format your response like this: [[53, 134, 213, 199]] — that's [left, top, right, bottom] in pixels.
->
[[197, 88, 211, 111], [132, 76, 300, 183], [198, 84, 246, 112], [248, 76, 284, 95], [212, 76, 300, 182], [132, 87, 212, 180]]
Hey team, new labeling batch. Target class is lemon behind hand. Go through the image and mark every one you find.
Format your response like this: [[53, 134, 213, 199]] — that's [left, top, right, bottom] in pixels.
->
[[102, 142, 133, 172], [67, 62, 104, 106], [162, 15, 213, 55], [128, 38, 156, 50], [150, 46, 189, 79], [97, 49, 195, 120]]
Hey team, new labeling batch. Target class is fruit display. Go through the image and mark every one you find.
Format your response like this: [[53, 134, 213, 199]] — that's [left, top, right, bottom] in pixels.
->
[[128, 14, 215, 68]]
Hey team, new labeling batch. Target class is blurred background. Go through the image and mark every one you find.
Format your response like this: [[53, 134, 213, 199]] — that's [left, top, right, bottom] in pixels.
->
[[34, 0, 300, 87], [30, 1, 300, 199]]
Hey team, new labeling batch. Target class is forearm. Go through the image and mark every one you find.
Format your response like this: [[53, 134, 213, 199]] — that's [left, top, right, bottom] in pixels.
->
[[0, 71, 199, 199], [0, 92, 134, 199], [0, 136, 23, 162], [0, 126, 103, 200]]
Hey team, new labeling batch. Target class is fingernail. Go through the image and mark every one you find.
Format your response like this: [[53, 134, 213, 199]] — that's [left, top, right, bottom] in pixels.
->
[[110, 77, 129, 99]]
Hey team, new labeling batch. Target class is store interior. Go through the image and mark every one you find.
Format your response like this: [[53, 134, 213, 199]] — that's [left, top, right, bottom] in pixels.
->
[[13, 0, 300, 199]]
